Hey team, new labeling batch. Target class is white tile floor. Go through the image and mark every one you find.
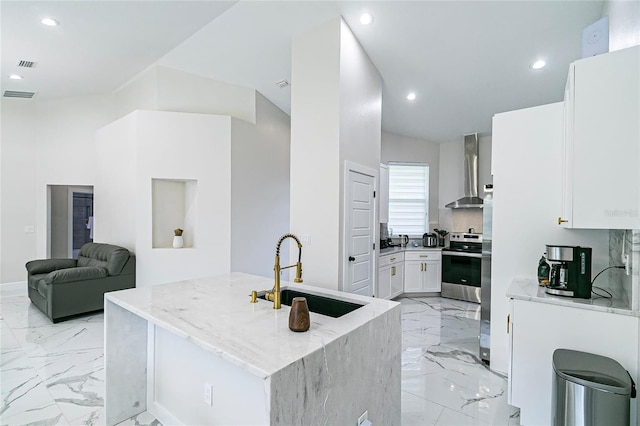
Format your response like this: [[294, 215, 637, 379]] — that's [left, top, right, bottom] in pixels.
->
[[1, 292, 519, 425], [399, 297, 519, 425]]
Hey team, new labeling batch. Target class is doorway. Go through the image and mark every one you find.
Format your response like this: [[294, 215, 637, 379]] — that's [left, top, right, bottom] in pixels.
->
[[48, 185, 94, 259], [343, 162, 377, 297]]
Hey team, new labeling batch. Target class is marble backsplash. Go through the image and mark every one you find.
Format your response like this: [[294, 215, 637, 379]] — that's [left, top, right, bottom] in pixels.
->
[[609, 230, 639, 310], [437, 208, 483, 236]]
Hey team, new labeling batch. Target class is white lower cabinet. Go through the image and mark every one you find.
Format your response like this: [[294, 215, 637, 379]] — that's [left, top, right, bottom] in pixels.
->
[[403, 251, 441, 293], [509, 299, 639, 426], [377, 252, 404, 299]]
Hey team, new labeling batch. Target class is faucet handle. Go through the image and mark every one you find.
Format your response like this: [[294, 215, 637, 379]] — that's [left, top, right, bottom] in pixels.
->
[[250, 290, 258, 303]]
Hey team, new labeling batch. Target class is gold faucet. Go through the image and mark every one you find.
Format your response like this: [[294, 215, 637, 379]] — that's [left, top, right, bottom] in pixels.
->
[[263, 233, 303, 309]]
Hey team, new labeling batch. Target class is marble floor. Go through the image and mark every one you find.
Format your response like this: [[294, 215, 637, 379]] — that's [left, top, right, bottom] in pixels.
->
[[1, 291, 518, 425], [400, 297, 519, 426]]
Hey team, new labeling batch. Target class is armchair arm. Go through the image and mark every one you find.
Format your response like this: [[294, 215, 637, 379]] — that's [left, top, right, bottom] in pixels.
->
[[26, 259, 77, 275], [44, 267, 108, 285]]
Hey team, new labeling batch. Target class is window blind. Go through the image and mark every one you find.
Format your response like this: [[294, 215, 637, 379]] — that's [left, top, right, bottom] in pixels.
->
[[388, 163, 429, 236]]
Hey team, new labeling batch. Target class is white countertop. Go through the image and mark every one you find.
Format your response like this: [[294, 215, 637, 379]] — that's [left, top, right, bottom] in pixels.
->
[[379, 246, 443, 255], [507, 277, 638, 317], [105, 272, 399, 379]]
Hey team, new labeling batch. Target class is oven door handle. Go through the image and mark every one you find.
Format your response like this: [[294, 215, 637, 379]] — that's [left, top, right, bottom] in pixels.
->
[[443, 252, 482, 258]]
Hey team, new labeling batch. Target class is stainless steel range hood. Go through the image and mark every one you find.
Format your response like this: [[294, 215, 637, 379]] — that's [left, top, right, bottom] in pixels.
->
[[445, 133, 483, 208]]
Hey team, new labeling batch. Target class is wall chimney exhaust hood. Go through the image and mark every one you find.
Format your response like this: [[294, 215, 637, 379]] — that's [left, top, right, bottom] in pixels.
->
[[445, 133, 483, 208]]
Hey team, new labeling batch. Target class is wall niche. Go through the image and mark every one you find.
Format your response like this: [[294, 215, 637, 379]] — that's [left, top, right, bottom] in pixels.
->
[[152, 178, 197, 249]]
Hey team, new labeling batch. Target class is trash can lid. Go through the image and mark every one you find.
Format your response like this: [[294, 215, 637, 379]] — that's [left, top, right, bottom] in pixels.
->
[[553, 349, 632, 395]]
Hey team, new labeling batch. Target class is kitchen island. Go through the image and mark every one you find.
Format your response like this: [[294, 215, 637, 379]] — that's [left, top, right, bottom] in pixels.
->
[[104, 272, 401, 425]]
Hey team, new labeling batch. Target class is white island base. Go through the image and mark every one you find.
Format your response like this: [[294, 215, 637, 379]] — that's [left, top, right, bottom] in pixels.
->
[[105, 273, 401, 425]]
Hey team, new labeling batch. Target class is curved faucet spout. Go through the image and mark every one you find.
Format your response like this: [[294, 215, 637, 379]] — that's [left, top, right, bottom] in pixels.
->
[[267, 233, 304, 309]]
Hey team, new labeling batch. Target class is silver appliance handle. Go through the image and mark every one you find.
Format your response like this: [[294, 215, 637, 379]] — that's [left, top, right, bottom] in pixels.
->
[[443, 252, 482, 258]]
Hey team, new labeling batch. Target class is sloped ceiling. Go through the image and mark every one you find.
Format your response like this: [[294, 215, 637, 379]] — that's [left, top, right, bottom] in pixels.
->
[[2, 1, 604, 142]]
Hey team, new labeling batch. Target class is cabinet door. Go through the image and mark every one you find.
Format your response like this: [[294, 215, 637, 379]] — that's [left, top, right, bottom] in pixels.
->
[[423, 260, 441, 292], [379, 164, 389, 224], [403, 261, 423, 293], [377, 265, 391, 299], [390, 262, 404, 298], [559, 66, 574, 228], [565, 46, 640, 229]]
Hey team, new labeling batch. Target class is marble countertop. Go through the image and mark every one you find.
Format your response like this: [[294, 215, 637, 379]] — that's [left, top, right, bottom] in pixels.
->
[[507, 277, 639, 317], [380, 246, 443, 255], [105, 272, 399, 379]]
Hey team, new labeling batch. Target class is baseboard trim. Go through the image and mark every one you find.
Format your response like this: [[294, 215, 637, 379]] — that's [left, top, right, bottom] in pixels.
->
[[1, 281, 27, 298]]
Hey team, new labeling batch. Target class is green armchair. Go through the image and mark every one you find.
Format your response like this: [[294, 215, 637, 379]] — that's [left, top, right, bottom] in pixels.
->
[[26, 243, 136, 322]]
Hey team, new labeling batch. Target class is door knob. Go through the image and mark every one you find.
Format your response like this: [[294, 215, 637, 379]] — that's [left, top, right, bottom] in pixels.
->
[[348, 256, 355, 262]]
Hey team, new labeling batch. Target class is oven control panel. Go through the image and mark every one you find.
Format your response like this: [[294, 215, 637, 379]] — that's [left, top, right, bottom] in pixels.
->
[[449, 232, 483, 243]]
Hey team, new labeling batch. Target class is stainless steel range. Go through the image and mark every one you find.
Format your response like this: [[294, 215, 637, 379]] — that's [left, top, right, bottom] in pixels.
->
[[441, 232, 482, 303]]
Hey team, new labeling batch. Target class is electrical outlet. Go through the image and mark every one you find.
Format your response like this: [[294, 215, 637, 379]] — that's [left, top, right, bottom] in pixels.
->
[[357, 410, 368, 426], [299, 234, 311, 245], [203, 382, 213, 406], [24, 225, 35, 233]]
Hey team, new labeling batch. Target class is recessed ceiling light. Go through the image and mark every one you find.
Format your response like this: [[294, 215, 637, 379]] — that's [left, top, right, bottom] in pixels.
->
[[41, 18, 60, 26], [360, 13, 374, 25], [531, 60, 546, 70], [9, 74, 23, 80], [406, 92, 416, 101]]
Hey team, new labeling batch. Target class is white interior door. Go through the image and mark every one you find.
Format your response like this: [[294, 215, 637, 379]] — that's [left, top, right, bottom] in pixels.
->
[[345, 169, 375, 296]]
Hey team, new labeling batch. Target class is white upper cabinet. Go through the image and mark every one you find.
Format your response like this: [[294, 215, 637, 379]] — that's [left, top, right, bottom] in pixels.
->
[[560, 46, 639, 229], [379, 164, 389, 224]]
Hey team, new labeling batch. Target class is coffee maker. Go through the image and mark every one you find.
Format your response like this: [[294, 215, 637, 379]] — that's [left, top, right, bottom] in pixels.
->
[[544, 245, 592, 299]]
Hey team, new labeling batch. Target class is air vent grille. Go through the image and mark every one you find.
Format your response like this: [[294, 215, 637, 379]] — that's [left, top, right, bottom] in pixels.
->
[[275, 79, 289, 89], [18, 60, 37, 68], [3, 90, 36, 99]]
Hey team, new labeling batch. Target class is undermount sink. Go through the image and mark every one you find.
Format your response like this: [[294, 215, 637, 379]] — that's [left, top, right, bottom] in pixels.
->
[[259, 289, 364, 318]]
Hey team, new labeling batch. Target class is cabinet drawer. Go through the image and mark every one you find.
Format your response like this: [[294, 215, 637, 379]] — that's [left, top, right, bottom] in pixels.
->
[[379, 252, 404, 268], [404, 251, 441, 262]]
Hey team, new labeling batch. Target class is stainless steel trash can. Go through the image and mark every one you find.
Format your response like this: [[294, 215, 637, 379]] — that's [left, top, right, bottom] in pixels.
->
[[552, 349, 636, 426]]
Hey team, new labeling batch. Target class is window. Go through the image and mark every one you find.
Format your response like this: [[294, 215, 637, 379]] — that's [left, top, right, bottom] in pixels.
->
[[388, 163, 429, 236]]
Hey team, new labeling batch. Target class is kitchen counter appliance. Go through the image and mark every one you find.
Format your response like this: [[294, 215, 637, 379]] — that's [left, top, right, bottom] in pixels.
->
[[423, 233, 437, 247], [545, 245, 592, 299], [441, 232, 482, 303]]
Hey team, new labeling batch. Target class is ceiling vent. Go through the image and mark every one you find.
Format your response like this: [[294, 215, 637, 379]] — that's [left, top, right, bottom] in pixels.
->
[[275, 79, 289, 89], [18, 60, 37, 68], [3, 90, 36, 99]]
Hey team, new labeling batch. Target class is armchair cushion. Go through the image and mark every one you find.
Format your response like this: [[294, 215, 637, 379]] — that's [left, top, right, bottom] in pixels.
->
[[25, 259, 77, 275], [77, 243, 129, 275], [44, 267, 108, 285]]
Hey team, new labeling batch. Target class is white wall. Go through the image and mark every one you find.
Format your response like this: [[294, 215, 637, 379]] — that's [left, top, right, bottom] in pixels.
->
[[290, 17, 342, 290], [491, 102, 610, 374], [290, 17, 382, 291], [114, 66, 257, 124], [94, 114, 138, 252], [338, 19, 382, 289], [1, 99, 38, 282], [602, 0, 640, 51], [1, 65, 290, 285], [230, 93, 291, 278], [95, 110, 232, 287], [0, 95, 114, 283], [113, 67, 158, 120], [380, 130, 440, 229]]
